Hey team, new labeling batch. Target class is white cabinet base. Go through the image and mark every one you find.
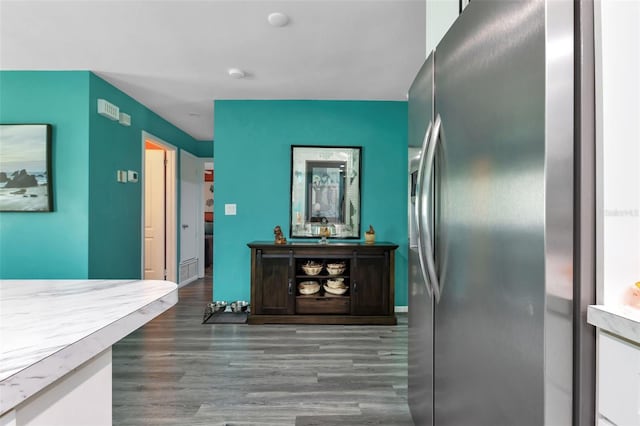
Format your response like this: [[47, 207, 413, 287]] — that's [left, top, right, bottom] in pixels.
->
[[598, 331, 640, 426], [1, 349, 112, 426]]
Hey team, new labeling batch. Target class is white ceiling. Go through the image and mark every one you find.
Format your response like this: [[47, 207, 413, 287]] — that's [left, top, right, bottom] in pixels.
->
[[0, 0, 426, 141]]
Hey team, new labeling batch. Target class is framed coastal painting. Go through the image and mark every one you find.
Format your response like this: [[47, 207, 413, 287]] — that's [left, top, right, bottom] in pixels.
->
[[0, 124, 53, 212]]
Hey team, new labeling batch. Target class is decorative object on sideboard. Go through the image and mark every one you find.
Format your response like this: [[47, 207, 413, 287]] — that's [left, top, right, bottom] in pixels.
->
[[274, 225, 287, 244], [318, 217, 331, 244], [365, 225, 375, 244]]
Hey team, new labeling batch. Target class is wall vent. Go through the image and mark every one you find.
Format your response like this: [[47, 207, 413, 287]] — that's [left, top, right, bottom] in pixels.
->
[[179, 258, 199, 285], [118, 112, 131, 126], [97, 99, 119, 120]]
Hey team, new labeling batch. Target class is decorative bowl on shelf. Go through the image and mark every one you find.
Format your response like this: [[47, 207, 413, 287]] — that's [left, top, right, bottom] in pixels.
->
[[298, 281, 320, 295], [323, 284, 348, 295], [302, 261, 323, 275], [326, 263, 346, 275], [326, 278, 345, 289]]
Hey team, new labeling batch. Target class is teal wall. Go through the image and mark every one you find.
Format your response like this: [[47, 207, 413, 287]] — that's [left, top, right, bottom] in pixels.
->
[[88, 74, 204, 278], [0, 72, 91, 278], [193, 140, 214, 158], [0, 71, 204, 279], [213, 100, 408, 305]]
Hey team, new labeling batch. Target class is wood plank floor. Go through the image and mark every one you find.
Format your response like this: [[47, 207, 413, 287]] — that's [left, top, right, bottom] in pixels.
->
[[112, 270, 413, 426]]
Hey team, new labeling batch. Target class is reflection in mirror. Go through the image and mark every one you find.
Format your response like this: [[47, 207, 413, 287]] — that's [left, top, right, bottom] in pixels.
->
[[290, 146, 361, 239]]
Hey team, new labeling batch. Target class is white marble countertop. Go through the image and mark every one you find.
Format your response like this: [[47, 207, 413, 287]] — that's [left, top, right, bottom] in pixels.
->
[[0, 279, 178, 415], [587, 304, 640, 345]]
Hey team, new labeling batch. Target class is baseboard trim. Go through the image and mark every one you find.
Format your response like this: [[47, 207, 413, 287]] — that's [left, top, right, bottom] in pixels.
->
[[395, 306, 408, 313], [178, 276, 198, 288]]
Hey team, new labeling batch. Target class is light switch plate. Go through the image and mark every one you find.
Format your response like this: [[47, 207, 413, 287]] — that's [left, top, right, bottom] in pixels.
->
[[127, 170, 138, 183], [224, 204, 237, 215]]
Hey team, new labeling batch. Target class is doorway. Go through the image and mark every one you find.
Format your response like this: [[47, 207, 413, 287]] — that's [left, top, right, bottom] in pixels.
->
[[179, 150, 204, 285], [142, 131, 177, 282], [203, 160, 214, 272]]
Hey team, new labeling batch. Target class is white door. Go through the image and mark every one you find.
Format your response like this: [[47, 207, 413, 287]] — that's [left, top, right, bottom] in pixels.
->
[[141, 132, 177, 283], [180, 150, 202, 269], [144, 149, 166, 279]]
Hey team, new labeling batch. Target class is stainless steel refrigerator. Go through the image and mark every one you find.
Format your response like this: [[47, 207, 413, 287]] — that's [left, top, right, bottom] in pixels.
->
[[408, 1, 595, 425]]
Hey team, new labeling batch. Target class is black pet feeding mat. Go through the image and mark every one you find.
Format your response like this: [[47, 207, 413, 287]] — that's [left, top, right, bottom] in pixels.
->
[[202, 307, 248, 324]]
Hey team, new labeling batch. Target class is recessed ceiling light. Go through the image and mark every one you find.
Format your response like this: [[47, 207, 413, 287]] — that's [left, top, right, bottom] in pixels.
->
[[268, 12, 289, 27], [228, 68, 246, 79]]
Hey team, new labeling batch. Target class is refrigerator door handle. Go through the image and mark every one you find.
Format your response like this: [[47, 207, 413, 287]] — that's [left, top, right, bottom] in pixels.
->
[[421, 114, 442, 302], [415, 121, 433, 296]]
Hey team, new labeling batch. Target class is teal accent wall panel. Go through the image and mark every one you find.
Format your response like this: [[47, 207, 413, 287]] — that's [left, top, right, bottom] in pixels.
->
[[0, 71, 90, 278], [88, 73, 202, 279], [213, 100, 408, 305]]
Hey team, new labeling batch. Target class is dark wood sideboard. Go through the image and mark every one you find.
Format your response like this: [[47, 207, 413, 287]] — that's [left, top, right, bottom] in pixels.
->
[[247, 241, 398, 325]]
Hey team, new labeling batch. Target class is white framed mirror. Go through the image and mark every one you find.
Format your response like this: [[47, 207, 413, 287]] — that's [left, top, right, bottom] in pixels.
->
[[290, 145, 362, 239]]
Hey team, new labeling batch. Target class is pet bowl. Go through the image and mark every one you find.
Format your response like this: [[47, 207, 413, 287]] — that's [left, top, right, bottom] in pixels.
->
[[230, 300, 249, 312], [210, 301, 227, 313]]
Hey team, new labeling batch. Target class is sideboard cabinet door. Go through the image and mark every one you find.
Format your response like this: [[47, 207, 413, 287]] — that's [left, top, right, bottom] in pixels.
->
[[352, 251, 390, 316], [252, 249, 294, 315]]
